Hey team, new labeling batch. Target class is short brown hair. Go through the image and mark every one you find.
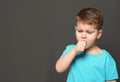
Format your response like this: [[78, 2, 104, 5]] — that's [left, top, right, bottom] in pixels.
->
[[75, 8, 103, 30]]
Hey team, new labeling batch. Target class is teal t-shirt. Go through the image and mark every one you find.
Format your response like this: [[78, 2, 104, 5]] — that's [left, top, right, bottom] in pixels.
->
[[61, 44, 119, 82]]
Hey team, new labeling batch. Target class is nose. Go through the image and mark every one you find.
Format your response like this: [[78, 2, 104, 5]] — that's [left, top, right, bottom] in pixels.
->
[[81, 32, 87, 38]]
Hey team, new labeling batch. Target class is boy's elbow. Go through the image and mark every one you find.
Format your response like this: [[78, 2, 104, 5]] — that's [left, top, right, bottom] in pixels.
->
[[55, 68, 63, 73], [55, 64, 65, 73]]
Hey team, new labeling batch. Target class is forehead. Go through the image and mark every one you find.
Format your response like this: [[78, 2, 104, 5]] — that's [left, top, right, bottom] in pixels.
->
[[76, 22, 97, 30]]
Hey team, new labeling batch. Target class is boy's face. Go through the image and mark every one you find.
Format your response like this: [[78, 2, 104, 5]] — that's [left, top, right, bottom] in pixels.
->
[[75, 22, 102, 49]]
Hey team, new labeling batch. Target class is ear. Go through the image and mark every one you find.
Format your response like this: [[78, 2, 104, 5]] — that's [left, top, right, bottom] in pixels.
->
[[97, 30, 103, 39]]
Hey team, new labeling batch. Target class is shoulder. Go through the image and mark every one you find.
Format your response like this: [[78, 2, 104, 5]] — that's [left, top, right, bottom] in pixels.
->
[[103, 50, 119, 80], [66, 44, 75, 49], [102, 49, 113, 58], [102, 49, 116, 63], [60, 44, 75, 57], [64, 44, 75, 52]]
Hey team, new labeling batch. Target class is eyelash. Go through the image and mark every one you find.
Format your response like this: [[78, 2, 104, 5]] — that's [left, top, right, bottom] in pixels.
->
[[77, 30, 93, 34], [87, 31, 93, 34]]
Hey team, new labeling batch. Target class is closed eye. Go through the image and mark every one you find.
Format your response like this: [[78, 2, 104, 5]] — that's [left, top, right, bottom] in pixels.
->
[[77, 30, 83, 33], [87, 31, 94, 34]]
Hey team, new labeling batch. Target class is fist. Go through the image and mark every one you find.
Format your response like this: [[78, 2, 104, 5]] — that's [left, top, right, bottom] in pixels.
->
[[74, 40, 86, 53]]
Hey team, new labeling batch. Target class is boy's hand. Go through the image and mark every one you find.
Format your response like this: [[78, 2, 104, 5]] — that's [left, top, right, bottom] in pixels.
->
[[74, 40, 86, 53]]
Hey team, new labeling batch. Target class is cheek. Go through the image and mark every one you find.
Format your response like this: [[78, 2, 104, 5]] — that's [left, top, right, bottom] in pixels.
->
[[87, 36, 97, 45], [88, 38, 95, 43], [86, 39, 95, 48], [75, 32, 81, 40]]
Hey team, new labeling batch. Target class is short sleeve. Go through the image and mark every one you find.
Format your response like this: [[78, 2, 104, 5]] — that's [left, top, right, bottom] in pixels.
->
[[60, 44, 75, 57], [105, 54, 119, 80]]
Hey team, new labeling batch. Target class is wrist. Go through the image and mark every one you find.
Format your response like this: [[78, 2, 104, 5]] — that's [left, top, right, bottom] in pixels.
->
[[72, 47, 78, 54]]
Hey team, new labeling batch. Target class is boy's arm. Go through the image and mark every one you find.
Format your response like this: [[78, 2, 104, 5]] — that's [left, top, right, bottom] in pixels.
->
[[55, 41, 86, 73], [55, 48, 77, 73], [106, 80, 117, 82]]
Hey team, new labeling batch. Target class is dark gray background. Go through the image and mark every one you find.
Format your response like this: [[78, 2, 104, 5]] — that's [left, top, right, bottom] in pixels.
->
[[0, 0, 119, 82]]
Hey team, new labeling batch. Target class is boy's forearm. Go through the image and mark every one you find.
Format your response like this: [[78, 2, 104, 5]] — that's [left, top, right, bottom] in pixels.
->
[[55, 48, 77, 73]]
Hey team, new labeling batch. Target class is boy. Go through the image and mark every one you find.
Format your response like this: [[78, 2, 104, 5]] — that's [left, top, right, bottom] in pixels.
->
[[55, 8, 119, 82]]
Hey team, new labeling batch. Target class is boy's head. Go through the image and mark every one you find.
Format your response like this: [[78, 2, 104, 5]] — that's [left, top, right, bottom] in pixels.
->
[[75, 8, 103, 49], [75, 8, 103, 30]]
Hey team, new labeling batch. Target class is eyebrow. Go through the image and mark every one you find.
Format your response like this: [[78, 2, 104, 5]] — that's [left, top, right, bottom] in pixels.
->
[[75, 27, 95, 32]]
